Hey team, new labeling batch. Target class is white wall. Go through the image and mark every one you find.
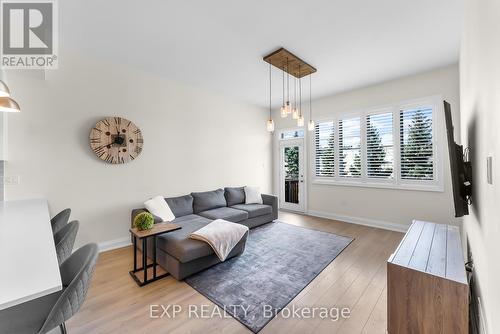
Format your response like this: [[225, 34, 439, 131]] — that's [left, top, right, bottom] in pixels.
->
[[460, 0, 500, 332], [273, 65, 460, 230], [4, 52, 272, 248], [0, 113, 6, 200]]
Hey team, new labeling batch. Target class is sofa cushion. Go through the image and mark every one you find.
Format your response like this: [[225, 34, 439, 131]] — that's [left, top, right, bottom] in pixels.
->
[[165, 194, 194, 217], [198, 207, 248, 222], [191, 189, 227, 213], [231, 204, 272, 218], [156, 214, 214, 263], [224, 187, 246, 206]]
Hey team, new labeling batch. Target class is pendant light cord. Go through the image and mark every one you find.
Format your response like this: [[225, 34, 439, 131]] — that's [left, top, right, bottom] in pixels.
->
[[287, 58, 290, 103], [299, 65, 302, 116], [282, 61, 285, 106], [269, 62, 272, 119], [294, 74, 296, 109], [309, 74, 312, 119]]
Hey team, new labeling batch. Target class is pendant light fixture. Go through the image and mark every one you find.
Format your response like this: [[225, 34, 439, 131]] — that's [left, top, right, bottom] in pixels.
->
[[308, 74, 315, 131], [0, 80, 11, 98], [297, 115, 305, 127], [266, 63, 275, 132], [297, 65, 304, 127], [0, 80, 21, 112], [263, 48, 316, 130], [0, 97, 21, 113]]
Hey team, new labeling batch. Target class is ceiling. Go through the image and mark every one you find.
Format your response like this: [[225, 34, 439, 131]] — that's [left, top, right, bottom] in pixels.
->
[[62, 0, 463, 107]]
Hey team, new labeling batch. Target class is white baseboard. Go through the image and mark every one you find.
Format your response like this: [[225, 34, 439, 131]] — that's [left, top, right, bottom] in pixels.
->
[[97, 211, 406, 252], [307, 210, 409, 233], [98, 237, 131, 252]]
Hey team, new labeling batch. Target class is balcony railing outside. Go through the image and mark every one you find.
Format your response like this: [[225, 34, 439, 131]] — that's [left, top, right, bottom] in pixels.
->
[[285, 178, 299, 204]]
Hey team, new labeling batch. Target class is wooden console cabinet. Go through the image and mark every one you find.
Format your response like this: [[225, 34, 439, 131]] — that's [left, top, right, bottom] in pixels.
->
[[387, 220, 468, 334]]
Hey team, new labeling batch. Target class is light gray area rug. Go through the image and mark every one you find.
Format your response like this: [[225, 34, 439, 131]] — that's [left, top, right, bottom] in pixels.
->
[[184, 221, 353, 333]]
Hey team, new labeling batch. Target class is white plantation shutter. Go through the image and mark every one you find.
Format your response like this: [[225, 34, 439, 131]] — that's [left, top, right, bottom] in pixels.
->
[[399, 107, 434, 181], [366, 112, 394, 179], [315, 121, 335, 177], [312, 98, 441, 191], [338, 117, 361, 178]]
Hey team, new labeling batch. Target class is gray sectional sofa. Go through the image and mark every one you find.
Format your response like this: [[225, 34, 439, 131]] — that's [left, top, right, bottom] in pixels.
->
[[131, 187, 278, 280]]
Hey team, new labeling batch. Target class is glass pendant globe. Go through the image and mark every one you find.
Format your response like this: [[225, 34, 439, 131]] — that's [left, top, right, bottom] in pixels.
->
[[297, 115, 304, 127], [266, 119, 275, 132], [280, 106, 287, 118], [308, 119, 315, 131]]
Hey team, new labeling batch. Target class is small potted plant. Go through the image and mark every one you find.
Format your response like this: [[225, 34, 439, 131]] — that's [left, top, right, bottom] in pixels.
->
[[134, 212, 155, 231]]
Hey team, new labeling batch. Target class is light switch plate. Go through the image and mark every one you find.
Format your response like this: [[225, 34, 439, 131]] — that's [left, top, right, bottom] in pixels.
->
[[1, 175, 20, 185], [487, 156, 493, 184]]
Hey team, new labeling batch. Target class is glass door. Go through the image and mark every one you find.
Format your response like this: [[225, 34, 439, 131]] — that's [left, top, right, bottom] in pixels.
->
[[279, 139, 305, 212]]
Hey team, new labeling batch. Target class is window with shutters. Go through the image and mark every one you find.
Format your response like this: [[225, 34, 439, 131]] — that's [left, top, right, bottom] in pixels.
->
[[338, 117, 361, 178], [312, 96, 443, 191], [314, 121, 335, 177], [366, 112, 394, 179], [399, 107, 434, 181]]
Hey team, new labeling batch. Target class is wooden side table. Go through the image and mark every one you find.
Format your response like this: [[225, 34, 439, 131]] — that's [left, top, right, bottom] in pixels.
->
[[387, 220, 468, 334], [129, 222, 181, 286]]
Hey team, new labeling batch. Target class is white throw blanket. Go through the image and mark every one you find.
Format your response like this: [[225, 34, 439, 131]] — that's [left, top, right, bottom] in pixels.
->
[[189, 219, 249, 261]]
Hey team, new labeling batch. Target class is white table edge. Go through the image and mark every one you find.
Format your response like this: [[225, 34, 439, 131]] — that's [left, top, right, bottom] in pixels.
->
[[0, 284, 63, 311], [0, 199, 63, 310]]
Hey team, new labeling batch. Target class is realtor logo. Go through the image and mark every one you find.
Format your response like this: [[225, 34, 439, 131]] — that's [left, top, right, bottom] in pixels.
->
[[1, 0, 58, 69]]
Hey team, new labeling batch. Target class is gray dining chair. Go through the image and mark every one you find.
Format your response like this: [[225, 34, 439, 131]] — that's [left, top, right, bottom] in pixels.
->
[[51, 208, 71, 235], [54, 220, 79, 265], [0, 243, 99, 334]]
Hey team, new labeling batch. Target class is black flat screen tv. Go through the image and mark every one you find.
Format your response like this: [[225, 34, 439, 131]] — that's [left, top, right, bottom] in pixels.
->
[[444, 100, 471, 217]]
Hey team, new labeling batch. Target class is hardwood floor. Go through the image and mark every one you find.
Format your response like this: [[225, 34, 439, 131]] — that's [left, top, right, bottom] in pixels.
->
[[67, 212, 403, 334]]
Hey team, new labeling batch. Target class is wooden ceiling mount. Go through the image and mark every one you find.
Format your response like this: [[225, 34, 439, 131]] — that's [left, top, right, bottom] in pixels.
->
[[263, 47, 317, 78]]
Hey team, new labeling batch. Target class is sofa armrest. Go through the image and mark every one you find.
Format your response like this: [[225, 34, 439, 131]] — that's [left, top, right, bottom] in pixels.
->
[[261, 194, 278, 220]]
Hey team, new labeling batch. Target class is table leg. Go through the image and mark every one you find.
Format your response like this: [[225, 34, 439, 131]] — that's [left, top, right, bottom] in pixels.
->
[[133, 236, 137, 272], [142, 238, 147, 283], [153, 236, 157, 279], [129, 233, 171, 287]]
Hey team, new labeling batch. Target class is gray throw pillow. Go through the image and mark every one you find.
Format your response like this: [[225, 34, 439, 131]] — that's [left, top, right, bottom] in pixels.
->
[[191, 189, 227, 213], [165, 194, 194, 217], [224, 187, 246, 206]]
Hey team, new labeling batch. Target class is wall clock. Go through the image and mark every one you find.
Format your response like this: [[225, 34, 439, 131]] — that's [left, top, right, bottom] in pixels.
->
[[89, 117, 143, 164]]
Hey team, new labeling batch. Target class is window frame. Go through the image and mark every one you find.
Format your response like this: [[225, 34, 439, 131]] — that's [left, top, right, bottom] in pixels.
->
[[310, 95, 444, 192], [279, 128, 305, 140]]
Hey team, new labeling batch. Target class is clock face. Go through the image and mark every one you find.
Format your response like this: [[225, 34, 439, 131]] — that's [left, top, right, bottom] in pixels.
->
[[90, 117, 143, 164]]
